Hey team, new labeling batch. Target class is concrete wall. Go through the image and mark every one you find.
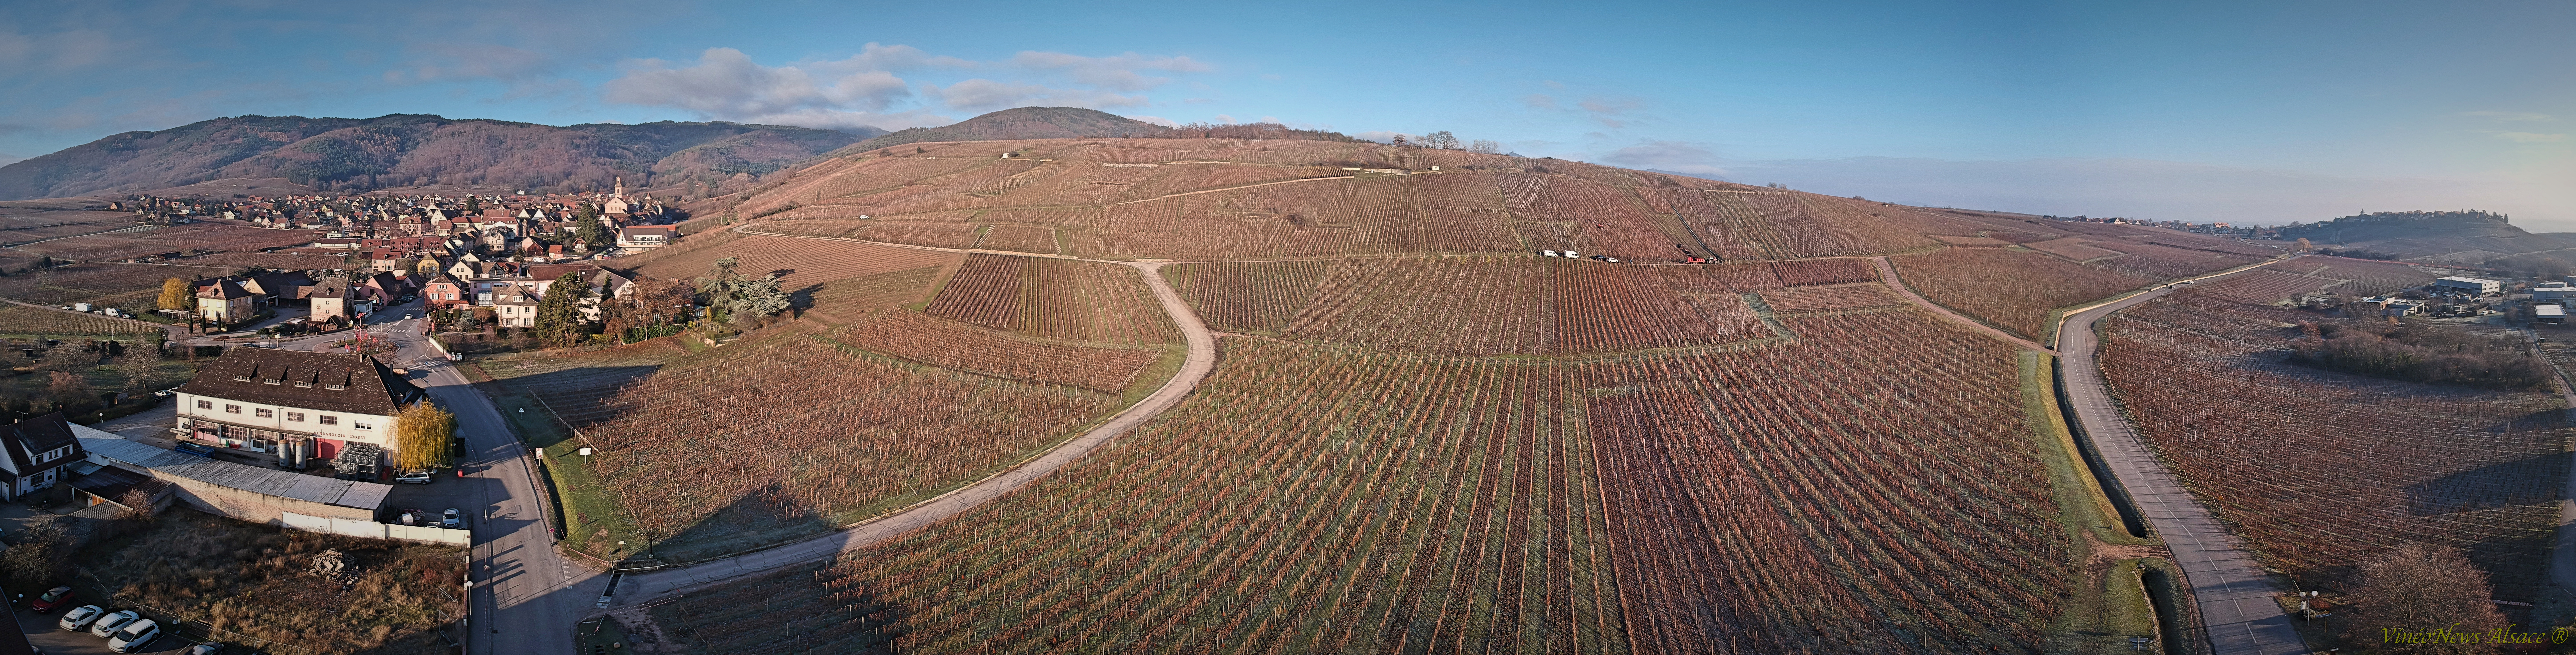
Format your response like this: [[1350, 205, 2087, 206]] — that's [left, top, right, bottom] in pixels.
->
[[283, 511, 470, 546], [137, 465, 376, 526]]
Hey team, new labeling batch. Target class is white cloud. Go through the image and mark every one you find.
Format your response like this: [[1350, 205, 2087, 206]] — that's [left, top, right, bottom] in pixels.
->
[[1213, 114, 1237, 124], [1522, 94, 1557, 109], [0, 28, 130, 75], [602, 44, 1206, 131], [1354, 131, 1404, 144], [2495, 132, 2567, 143], [2463, 111, 2555, 122], [1008, 51, 1209, 91], [925, 79, 1147, 111], [1124, 115, 1179, 127]]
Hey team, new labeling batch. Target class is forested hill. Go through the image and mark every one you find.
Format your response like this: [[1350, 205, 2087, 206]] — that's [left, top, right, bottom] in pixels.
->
[[825, 106, 1354, 157], [2276, 209, 2576, 263], [0, 114, 880, 200]]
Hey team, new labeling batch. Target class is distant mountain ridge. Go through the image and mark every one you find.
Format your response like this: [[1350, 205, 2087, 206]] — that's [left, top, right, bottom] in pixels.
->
[[2279, 209, 2576, 265], [0, 114, 880, 200], [825, 107, 1354, 158]]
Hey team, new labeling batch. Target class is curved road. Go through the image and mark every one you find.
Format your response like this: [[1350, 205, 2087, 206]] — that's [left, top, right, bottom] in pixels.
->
[[537, 225, 1225, 614], [2056, 281, 2307, 655]]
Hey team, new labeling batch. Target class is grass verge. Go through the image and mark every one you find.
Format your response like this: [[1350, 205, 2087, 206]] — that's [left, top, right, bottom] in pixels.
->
[[2026, 351, 2166, 652]]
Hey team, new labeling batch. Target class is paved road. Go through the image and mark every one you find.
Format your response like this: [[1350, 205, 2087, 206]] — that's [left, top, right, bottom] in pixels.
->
[[351, 308, 601, 655], [2058, 283, 2308, 655]]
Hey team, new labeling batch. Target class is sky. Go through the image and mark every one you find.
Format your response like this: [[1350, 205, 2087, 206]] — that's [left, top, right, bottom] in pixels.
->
[[2, 0, 2568, 227]]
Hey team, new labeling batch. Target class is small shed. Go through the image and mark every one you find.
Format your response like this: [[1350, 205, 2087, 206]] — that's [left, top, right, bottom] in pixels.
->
[[2539, 304, 2566, 324]]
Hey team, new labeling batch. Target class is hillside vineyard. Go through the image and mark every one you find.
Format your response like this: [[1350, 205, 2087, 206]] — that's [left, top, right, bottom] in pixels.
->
[[477, 136, 2438, 654]]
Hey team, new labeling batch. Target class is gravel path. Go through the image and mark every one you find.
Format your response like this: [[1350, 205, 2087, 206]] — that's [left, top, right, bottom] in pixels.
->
[[591, 227, 1220, 610]]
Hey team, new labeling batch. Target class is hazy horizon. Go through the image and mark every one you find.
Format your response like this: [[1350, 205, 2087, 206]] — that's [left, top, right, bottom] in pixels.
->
[[2, 0, 2565, 227]]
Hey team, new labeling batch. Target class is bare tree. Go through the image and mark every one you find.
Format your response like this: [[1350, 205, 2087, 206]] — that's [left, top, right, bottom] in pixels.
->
[[1422, 131, 1461, 150], [1468, 139, 1502, 155], [2344, 543, 2509, 654]]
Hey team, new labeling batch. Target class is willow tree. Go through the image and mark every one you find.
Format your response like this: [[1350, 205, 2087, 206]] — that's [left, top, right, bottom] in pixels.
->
[[157, 278, 192, 311], [391, 401, 458, 471]]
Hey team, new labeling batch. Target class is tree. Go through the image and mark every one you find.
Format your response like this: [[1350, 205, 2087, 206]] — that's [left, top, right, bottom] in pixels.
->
[[697, 257, 746, 315], [1468, 139, 1501, 154], [116, 354, 154, 399], [464, 196, 482, 215], [157, 278, 192, 311], [533, 271, 590, 348], [2294, 237, 2313, 252], [575, 217, 610, 247], [390, 402, 457, 471], [0, 516, 71, 588], [46, 371, 92, 409], [735, 276, 792, 322], [1422, 131, 1461, 150], [2344, 543, 2508, 653]]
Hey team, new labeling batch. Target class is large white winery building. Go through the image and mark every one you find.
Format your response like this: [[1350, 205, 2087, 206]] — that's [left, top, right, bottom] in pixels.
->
[[172, 349, 424, 480]]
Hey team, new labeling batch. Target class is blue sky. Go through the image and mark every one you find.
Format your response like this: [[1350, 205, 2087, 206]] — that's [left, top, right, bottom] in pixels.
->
[[3, 0, 2568, 227]]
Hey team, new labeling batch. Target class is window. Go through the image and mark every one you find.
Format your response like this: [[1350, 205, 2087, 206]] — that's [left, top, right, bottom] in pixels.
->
[[353, 422, 373, 430], [256, 408, 273, 418], [225, 404, 242, 414], [319, 415, 338, 426], [196, 399, 212, 410], [287, 412, 304, 422]]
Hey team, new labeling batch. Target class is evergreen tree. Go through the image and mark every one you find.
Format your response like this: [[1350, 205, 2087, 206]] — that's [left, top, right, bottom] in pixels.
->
[[534, 271, 589, 348]]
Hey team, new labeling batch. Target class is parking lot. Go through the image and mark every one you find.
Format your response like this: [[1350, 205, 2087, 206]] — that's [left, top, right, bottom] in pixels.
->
[[14, 602, 197, 654]]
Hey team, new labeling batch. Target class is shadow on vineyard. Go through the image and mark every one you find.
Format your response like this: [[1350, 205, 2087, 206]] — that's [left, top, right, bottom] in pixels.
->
[[2401, 451, 2569, 516], [645, 489, 838, 565]]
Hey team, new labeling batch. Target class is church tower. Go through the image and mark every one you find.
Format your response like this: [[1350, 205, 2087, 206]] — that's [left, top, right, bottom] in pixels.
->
[[603, 176, 632, 215]]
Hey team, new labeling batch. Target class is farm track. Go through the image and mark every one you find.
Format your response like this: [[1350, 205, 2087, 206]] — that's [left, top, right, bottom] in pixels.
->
[[600, 225, 1220, 610], [678, 222, 2308, 653], [2056, 266, 2309, 655]]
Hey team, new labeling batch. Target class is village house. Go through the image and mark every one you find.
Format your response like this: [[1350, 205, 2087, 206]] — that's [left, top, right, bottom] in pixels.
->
[[0, 413, 83, 502], [197, 279, 255, 325], [617, 225, 676, 249], [492, 283, 541, 327], [172, 349, 424, 479], [422, 275, 469, 309]]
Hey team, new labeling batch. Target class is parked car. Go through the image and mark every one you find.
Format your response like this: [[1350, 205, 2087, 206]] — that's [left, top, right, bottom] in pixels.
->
[[30, 585, 74, 612], [188, 643, 224, 655], [1540, 250, 1559, 257], [441, 508, 463, 529], [108, 619, 161, 653], [90, 609, 140, 637], [1562, 250, 1580, 258], [395, 470, 435, 484], [58, 605, 104, 631]]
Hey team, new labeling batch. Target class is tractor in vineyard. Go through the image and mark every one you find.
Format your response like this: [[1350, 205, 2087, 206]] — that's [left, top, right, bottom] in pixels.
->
[[1674, 243, 1710, 264]]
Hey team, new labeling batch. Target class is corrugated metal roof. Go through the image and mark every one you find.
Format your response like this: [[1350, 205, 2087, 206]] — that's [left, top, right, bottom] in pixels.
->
[[2539, 305, 2565, 317], [73, 425, 389, 511]]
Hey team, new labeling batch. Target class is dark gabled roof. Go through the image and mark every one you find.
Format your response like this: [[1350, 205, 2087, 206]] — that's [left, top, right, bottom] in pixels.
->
[[175, 349, 424, 417], [0, 412, 78, 474], [199, 279, 253, 300]]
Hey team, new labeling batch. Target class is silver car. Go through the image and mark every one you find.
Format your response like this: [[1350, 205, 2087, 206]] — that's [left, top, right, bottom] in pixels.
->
[[58, 605, 104, 631], [89, 609, 139, 637]]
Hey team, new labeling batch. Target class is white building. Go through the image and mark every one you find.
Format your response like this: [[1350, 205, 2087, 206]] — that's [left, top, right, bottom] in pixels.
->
[[172, 349, 425, 479], [2433, 276, 2502, 295]]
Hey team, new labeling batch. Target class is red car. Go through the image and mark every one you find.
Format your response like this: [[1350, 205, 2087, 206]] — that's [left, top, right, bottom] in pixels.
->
[[29, 585, 74, 612]]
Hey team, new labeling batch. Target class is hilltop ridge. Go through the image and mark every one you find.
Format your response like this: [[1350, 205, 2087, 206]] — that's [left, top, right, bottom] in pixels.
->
[[0, 114, 880, 200]]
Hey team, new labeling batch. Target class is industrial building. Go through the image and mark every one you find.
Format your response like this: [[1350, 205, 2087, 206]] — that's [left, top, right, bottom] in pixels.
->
[[2434, 276, 2502, 295]]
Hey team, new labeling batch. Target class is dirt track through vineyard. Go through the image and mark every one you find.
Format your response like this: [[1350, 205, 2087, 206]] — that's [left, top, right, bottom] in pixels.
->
[[604, 225, 1222, 609]]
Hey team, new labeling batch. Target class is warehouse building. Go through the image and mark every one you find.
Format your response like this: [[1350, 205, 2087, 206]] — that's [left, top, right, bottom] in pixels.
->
[[2434, 276, 2502, 295]]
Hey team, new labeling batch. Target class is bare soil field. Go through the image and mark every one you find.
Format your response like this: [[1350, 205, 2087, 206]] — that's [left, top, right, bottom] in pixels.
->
[[16, 222, 320, 261]]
